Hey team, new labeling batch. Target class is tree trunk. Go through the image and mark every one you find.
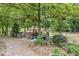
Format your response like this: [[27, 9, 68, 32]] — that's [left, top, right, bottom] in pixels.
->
[[69, 26, 71, 32], [5, 26, 8, 36], [5, 21, 8, 36], [38, 3, 41, 34], [24, 27, 26, 37], [27, 27, 29, 31], [2, 27, 5, 35], [58, 19, 62, 34], [0, 19, 5, 35]]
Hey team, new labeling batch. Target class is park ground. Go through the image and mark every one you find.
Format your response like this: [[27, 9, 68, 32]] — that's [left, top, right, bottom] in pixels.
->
[[0, 32, 79, 56]]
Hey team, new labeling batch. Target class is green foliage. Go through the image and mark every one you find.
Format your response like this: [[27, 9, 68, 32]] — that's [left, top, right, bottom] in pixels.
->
[[0, 3, 79, 36], [23, 19, 33, 28], [51, 48, 68, 56], [44, 18, 51, 28], [53, 35, 67, 46], [34, 35, 46, 46], [11, 23, 20, 37], [67, 44, 79, 56], [34, 39, 45, 46], [47, 38, 53, 45], [51, 48, 60, 56]]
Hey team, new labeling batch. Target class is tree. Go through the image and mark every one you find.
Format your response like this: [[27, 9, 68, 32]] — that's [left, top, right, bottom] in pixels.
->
[[0, 3, 79, 37], [11, 22, 20, 37]]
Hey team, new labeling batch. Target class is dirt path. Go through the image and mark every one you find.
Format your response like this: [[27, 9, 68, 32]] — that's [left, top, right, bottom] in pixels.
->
[[3, 38, 40, 56], [1, 33, 79, 56], [62, 32, 79, 43], [1, 37, 66, 56]]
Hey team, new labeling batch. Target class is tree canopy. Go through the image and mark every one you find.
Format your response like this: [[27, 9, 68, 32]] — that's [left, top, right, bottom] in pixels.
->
[[0, 3, 79, 35]]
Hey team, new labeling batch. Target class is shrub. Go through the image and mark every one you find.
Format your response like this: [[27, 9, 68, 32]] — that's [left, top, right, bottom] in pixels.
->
[[37, 34, 43, 39], [53, 35, 67, 46], [51, 48, 68, 56], [67, 44, 79, 56], [51, 48, 60, 56], [33, 35, 46, 46], [47, 38, 53, 45], [34, 39, 45, 45]]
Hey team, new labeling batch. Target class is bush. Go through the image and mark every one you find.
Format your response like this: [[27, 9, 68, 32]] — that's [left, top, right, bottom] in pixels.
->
[[47, 38, 53, 45], [34, 39, 45, 45], [33, 35, 46, 46], [67, 44, 79, 56], [37, 34, 43, 39], [51, 48, 60, 56], [51, 48, 68, 56], [53, 35, 67, 46]]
